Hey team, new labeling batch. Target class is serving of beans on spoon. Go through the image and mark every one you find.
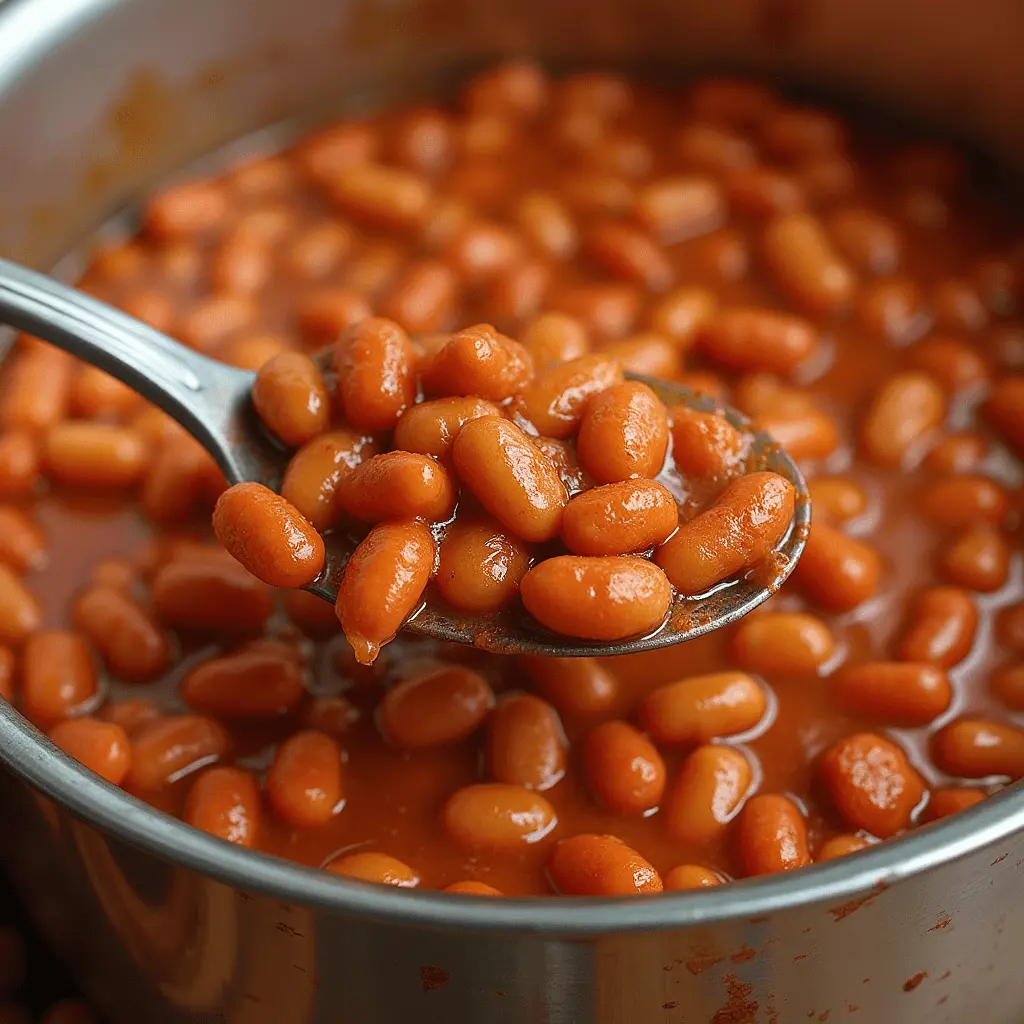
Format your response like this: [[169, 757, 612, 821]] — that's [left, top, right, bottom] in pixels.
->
[[0, 257, 808, 662]]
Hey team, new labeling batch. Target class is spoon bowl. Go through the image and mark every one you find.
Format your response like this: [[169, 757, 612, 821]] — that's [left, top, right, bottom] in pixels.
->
[[0, 257, 809, 656]]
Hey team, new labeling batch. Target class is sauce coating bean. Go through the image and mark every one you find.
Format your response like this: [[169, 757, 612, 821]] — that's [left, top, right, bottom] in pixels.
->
[[336, 452, 455, 523], [834, 662, 951, 725], [548, 834, 662, 895], [641, 672, 766, 744], [251, 353, 329, 447], [732, 612, 835, 677], [49, 717, 131, 786], [561, 480, 677, 556], [185, 766, 261, 846], [576, 382, 669, 483], [583, 720, 665, 815], [735, 795, 811, 876], [443, 783, 557, 851], [436, 519, 532, 612], [266, 731, 344, 827], [487, 693, 566, 791], [380, 666, 494, 748], [897, 586, 978, 667]]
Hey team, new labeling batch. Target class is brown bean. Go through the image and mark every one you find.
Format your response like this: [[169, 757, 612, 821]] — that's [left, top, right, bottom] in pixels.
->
[[861, 372, 947, 467], [333, 317, 417, 431], [663, 743, 753, 845], [436, 518, 532, 612], [732, 612, 835, 677], [487, 693, 566, 791], [583, 720, 665, 815], [641, 671, 766, 744], [336, 452, 455, 523], [634, 176, 727, 244], [510, 355, 622, 439], [700, 307, 819, 377], [422, 324, 533, 401], [251, 353, 329, 446], [938, 525, 1011, 592], [577, 382, 669, 483], [380, 666, 494, 748], [898, 586, 978, 667], [72, 586, 169, 682], [523, 656, 620, 715], [561, 480, 677, 556], [735, 794, 811, 876], [549, 834, 662, 895], [443, 783, 557, 851], [792, 522, 882, 612], [834, 662, 951, 725], [933, 719, 1024, 779]]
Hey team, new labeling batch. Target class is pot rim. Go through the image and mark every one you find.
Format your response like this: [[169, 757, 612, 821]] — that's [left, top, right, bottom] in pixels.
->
[[2, 0, 1023, 936]]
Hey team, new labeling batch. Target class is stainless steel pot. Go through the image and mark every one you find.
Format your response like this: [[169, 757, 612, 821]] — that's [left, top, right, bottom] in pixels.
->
[[1, 1, 1023, 1021]]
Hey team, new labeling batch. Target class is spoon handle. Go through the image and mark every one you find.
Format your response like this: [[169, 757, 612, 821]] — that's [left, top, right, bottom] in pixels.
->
[[0, 258, 273, 485]]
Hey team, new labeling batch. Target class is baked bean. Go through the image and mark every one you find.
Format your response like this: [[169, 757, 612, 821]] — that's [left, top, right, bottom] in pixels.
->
[[443, 783, 557, 851], [550, 282, 642, 341], [834, 662, 951, 725], [670, 407, 747, 479], [327, 852, 419, 887], [519, 313, 590, 371], [285, 220, 356, 281], [933, 278, 988, 334], [858, 277, 930, 344], [733, 376, 839, 461], [602, 333, 683, 380], [933, 719, 1024, 779], [443, 880, 503, 896], [984, 376, 1024, 453], [99, 698, 159, 737], [814, 834, 870, 863], [43, 423, 148, 488], [587, 133, 653, 177], [334, 520, 435, 665], [213, 483, 324, 588], [337, 451, 455, 523], [118, 291, 178, 333], [251, 353, 329, 447], [820, 733, 924, 837], [938, 525, 1011, 592], [175, 294, 254, 352], [509, 355, 621, 440], [423, 323, 533, 401], [181, 642, 305, 718], [807, 477, 867, 523], [397, 400, 499, 465], [341, 242, 405, 299], [381, 260, 457, 334], [72, 366, 142, 420], [49, 717, 130, 786], [143, 180, 229, 240], [71, 585, 169, 681], [576, 382, 669, 483], [762, 212, 857, 315], [150, 552, 273, 632], [380, 665, 493, 748], [585, 222, 673, 292], [648, 286, 718, 349], [923, 432, 988, 474], [677, 123, 757, 173], [445, 220, 524, 284], [333, 317, 417, 430], [561, 480, 677, 556], [1, 347, 71, 432], [328, 164, 432, 232], [516, 193, 578, 260], [0, 507, 45, 573], [297, 288, 373, 344], [436, 518, 531, 612], [922, 787, 987, 822], [0, 646, 13, 703], [141, 432, 224, 526], [919, 475, 1009, 530], [733, 612, 835, 677], [548, 834, 662, 896], [583, 720, 665, 815], [634, 176, 726, 244], [793, 522, 882, 612], [898, 586, 978, 667], [487, 693, 565, 791], [989, 663, 1024, 710], [997, 603, 1024, 652], [523, 656, 620, 715], [185, 766, 260, 847], [452, 417, 566, 542], [520, 556, 671, 640], [293, 121, 378, 183], [209, 231, 272, 296], [21, 631, 97, 724], [828, 207, 902, 275], [0, 432, 39, 497], [641, 671, 766, 744], [0, 566, 40, 645], [655, 471, 795, 595], [388, 106, 453, 174], [127, 715, 229, 790], [727, 166, 805, 217], [532, 438, 591, 498], [463, 60, 548, 118], [299, 694, 358, 735], [906, 337, 990, 394], [266, 730, 344, 827], [688, 77, 777, 126], [699, 307, 819, 377], [664, 864, 724, 890], [761, 106, 846, 160], [561, 171, 634, 217], [665, 745, 749, 847], [735, 794, 812, 875]]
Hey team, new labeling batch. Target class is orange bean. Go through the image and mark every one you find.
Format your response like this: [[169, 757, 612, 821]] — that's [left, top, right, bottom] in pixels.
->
[[634, 176, 726, 244], [736, 379, 839, 462], [828, 207, 901, 275], [444, 220, 524, 284], [381, 260, 458, 334], [727, 167, 805, 217], [664, 864, 724, 890], [860, 372, 946, 467], [21, 631, 98, 724], [140, 432, 224, 526], [819, 733, 924, 837], [670, 407, 748, 479], [143, 179, 230, 240], [700, 307, 820, 378], [585, 222, 673, 292], [185, 766, 261, 846], [49, 717, 130, 786], [98, 699, 159, 737], [392, 398, 499, 460], [549, 833, 662, 895], [509, 354, 622, 439], [435, 518, 532, 612], [922, 787, 987, 822], [443, 880, 503, 896], [210, 232, 273, 296], [43, 423, 148, 487], [807, 477, 867, 523], [577, 382, 669, 483], [932, 719, 1024, 779], [561, 480, 677, 556], [663, 744, 753, 845], [733, 612, 835, 677], [816, 834, 870, 862], [71, 585, 169, 681], [597, 332, 681, 385], [127, 715, 229, 790], [985, 376, 1024, 454], [641, 671, 766, 744], [834, 662, 951, 725], [71, 366, 142, 420], [923, 432, 988, 474], [654, 471, 795, 595], [532, 438, 592, 498], [443, 783, 557, 851], [0, 565, 40, 645], [336, 451, 455, 523], [462, 60, 549, 117], [299, 694, 358, 736], [520, 313, 590, 370], [918, 475, 1008, 529], [422, 324, 533, 401], [0, 349, 72, 433], [181, 642, 305, 718], [284, 220, 356, 281], [516, 193, 578, 261], [583, 720, 665, 815], [550, 282, 641, 341], [906, 337, 990, 394], [523, 656, 620, 715], [293, 121, 379, 183], [327, 852, 420, 887], [792, 522, 882, 612], [334, 520, 435, 665], [296, 288, 373, 344], [329, 164, 433, 232], [380, 665, 493, 748], [251, 353, 329, 447], [520, 555, 671, 641], [0, 507, 45, 572], [0, 432, 39, 497], [266, 730, 344, 827], [898, 586, 978, 667], [487, 693, 566, 791], [938, 525, 1011, 592], [175, 294, 254, 352], [333, 317, 417, 431], [677, 122, 756, 173], [735, 794, 811, 876]]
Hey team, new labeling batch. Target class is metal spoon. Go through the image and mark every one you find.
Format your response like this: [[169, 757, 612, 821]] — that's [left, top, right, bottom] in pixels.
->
[[0, 257, 809, 657]]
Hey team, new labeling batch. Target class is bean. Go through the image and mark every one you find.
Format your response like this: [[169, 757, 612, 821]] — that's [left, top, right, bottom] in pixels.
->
[[266, 730, 344, 827], [337, 451, 455, 523], [648, 286, 718, 348], [641, 671, 766, 744], [816, 834, 869, 861], [181, 643, 305, 718], [735, 376, 839, 461], [333, 317, 417, 431], [452, 418, 567, 543], [487, 693, 566, 791], [666, 746, 754, 848], [907, 337, 990, 395], [735, 794, 811, 876], [561, 480, 677, 556], [210, 232, 272, 295], [733, 612, 835, 677], [297, 288, 373, 344], [700, 307, 819, 377], [251, 353, 329, 447], [923, 432, 988, 474], [185, 766, 260, 847], [670, 407, 747, 479], [548, 834, 662, 895], [72, 585, 169, 681], [827, 207, 902, 275], [665, 864, 724, 890], [0, 647, 13, 703], [677, 123, 756, 173], [990, 664, 1024, 710], [898, 586, 978, 667], [143, 180, 229, 240], [523, 656, 619, 715], [327, 852, 419, 887], [0, 432, 39, 497], [793, 522, 882, 612], [444, 220, 524, 283], [393, 397, 501, 458], [585, 222, 673, 292], [329, 164, 433, 232], [520, 556, 671, 641], [550, 283, 641, 341], [834, 662, 951, 725], [294, 121, 378, 183], [0, 566, 40, 645], [532, 438, 591, 498], [1, 349, 71, 432], [443, 783, 557, 851], [423, 324, 534, 401], [583, 720, 665, 815], [284, 220, 356, 280], [932, 278, 987, 334], [918, 475, 1009, 531], [443, 880, 503, 896], [380, 665, 493, 748], [213, 483, 324, 588], [985, 376, 1024, 454], [576, 382, 669, 483], [860, 372, 946, 467], [72, 366, 142, 419], [0, 507, 45, 572], [932, 719, 1024, 779], [334, 520, 435, 665], [655, 471, 795, 595], [807, 477, 867, 523], [600, 333, 683, 380], [938, 525, 1011, 592], [436, 518, 532, 612], [21, 631, 97, 724], [516, 193, 578, 261], [510, 354, 623, 439], [48, 717, 128, 788], [99, 699, 159, 737], [922, 787, 987, 822], [128, 715, 229, 790], [819, 733, 924, 837], [176, 294, 254, 352], [634, 176, 727, 244], [728, 166, 805, 217], [858, 277, 929, 344], [43, 423, 148, 488], [520, 313, 590, 370], [761, 106, 846, 160], [381, 260, 457, 334]]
